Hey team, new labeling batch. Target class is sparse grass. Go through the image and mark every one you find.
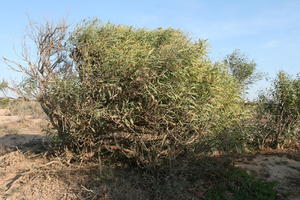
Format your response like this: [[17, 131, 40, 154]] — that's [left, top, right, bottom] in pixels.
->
[[0, 125, 8, 130], [0, 171, 6, 177], [205, 168, 280, 200], [0, 141, 288, 200], [7, 100, 45, 119], [275, 160, 289, 165], [288, 165, 300, 172], [71, 156, 283, 200], [0, 145, 12, 156], [0, 125, 19, 135], [0, 97, 10, 108]]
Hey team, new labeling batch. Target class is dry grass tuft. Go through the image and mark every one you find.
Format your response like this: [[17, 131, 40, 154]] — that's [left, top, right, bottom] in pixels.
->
[[7, 100, 46, 120]]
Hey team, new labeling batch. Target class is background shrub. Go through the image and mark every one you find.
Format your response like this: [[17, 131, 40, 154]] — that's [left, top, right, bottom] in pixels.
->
[[254, 72, 300, 148]]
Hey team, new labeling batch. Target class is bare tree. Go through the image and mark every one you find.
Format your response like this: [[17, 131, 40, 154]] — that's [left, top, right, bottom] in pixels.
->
[[2, 20, 73, 133]]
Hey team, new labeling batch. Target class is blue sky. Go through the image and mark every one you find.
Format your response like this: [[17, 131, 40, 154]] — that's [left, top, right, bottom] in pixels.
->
[[0, 0, 299, 99]]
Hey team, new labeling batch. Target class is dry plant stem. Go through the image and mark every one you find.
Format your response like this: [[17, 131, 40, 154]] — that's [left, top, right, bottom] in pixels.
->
[[4, 160, 65, 194], [2, 21, 74, 137]]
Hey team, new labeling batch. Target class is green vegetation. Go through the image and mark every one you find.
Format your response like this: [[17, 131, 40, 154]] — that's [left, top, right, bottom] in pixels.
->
[[0, 97, 10, 108], [224, 50, 259, 90], [205, 168, 279, 200], [5, 20, 251, 166], [255, 71, 300, 148], [3, 19, 299, 199], [74, 156, 281, 200]]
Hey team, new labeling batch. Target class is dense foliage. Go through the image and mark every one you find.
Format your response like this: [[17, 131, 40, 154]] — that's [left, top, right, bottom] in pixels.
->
[[31, 21, 249, 166], [4, 20, 299, 167], [3, 19, 298, 199]]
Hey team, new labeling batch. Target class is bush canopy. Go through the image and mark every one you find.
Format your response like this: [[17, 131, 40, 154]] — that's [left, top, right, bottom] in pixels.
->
[[4, 20, 251, 166]]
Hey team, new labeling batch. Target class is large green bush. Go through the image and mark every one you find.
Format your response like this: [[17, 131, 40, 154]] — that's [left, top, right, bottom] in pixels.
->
[[5, 20, 251, 166]]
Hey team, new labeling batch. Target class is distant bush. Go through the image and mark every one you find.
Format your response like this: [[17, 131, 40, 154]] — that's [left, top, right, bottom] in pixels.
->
[[254, 72, 300, 148], [224, 50, 260, 91], [8, 100, 45, 119]]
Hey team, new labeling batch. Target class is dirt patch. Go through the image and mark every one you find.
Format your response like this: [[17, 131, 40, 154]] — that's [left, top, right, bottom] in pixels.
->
[[0, 108, 47, 149], [0, 108, 84, 200], [0, 134, 45, 147], [1, 107, 300, 199], [0, 150, 84, 200], [235, 153, 300, 200], [0, 109, 9, 116]]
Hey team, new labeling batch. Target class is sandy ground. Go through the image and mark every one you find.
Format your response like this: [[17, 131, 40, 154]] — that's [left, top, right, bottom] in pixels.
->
[[0, 108, 300, 199], [0, 108, 46, 147], [0, 108, 79, 200], [235, 153, 300, 200]]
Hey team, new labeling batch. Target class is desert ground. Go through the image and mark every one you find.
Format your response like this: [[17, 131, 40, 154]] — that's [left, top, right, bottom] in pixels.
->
[[0, 105, 300, 200]]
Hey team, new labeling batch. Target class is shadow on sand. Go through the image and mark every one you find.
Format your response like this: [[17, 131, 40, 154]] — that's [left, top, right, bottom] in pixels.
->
[[0, 133, 48, 153]]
